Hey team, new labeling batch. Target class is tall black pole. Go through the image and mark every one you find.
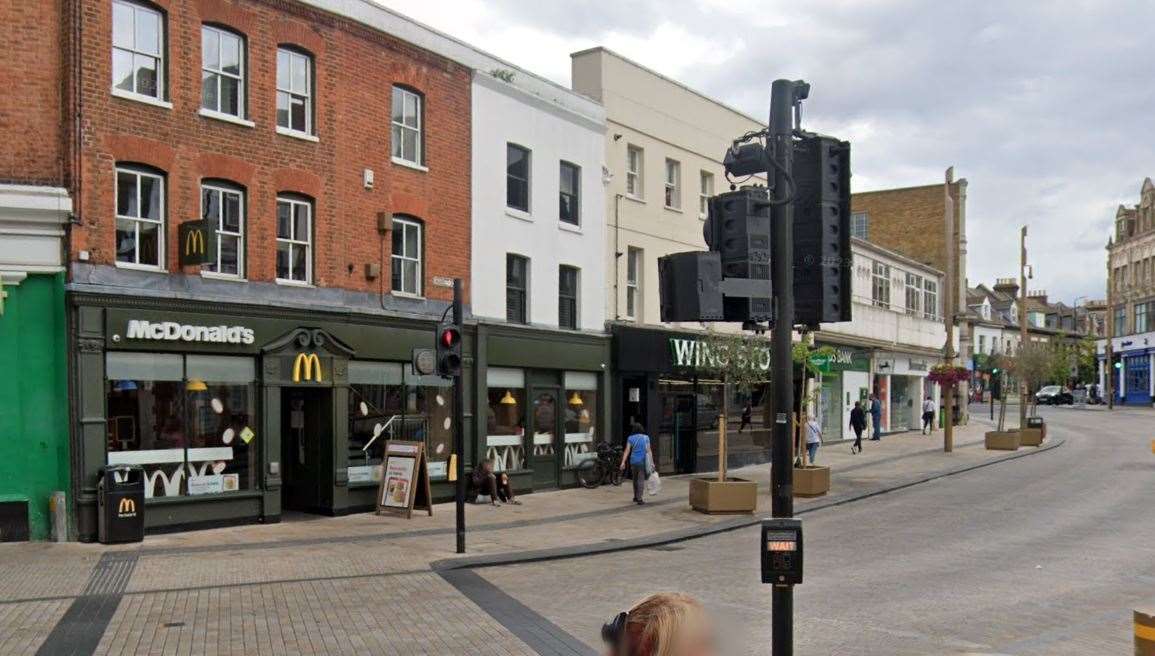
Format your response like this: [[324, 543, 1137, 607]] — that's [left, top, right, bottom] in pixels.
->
[[453, 278, 466, 554], [768, 78, 801, 656]]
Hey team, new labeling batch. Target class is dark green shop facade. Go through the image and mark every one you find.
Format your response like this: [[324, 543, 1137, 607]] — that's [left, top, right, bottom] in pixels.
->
[[70, 294, 608, 539]]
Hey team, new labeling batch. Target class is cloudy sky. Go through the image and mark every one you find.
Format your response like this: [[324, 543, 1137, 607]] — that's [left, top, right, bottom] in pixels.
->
[[378, 0, 1155, 302]]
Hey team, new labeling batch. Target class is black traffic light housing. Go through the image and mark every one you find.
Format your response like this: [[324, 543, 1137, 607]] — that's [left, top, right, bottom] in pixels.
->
[[435, 324, 463, 377], [792, 135, 851, 328]]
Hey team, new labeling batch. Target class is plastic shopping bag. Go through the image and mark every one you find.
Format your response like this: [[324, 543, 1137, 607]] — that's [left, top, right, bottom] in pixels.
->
[[645, 471, 661, 496]]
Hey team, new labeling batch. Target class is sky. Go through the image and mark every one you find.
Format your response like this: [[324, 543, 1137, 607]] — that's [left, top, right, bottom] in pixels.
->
[[376, 0, 1155, 303]]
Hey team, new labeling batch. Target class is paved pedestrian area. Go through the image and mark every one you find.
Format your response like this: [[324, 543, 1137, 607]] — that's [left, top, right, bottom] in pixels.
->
[[0, 419, 1054, 655]]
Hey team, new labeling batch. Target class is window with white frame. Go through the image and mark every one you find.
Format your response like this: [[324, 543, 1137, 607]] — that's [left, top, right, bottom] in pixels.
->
[[626, 247, 642, 320], [871, 261, 890, 309], [978, 335, 986, 354], [664, 159, 681, 209], [626, 145, 643, 199], [506, 254, 529, 324], [923, 279, 938, 319], [201, 25, 244, 118], [200, 182, 243, 277], [904, 272, 923, 316], [559, 265, 579, 330], [559, 161, 580, 226], [391, 216, 422, 296], [112, 0, 165, 100], [275, 196, 311, 283], [851, 212, 868, 239], [115, 165, 164, 268], [699, 171, 713, 218], [276, 48, 312, 135], [391, 86, 423, 166], [506, 144, 530, 212]]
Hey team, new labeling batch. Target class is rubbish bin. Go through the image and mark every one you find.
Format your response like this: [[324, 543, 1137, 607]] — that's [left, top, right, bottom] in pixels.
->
[[1026, 416, 1046, 439], [97, 465, 145, 544]]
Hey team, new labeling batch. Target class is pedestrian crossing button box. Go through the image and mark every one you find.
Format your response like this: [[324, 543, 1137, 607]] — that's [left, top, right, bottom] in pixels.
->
[[98, 465, 145, 544], [761, 518, 803, 585]]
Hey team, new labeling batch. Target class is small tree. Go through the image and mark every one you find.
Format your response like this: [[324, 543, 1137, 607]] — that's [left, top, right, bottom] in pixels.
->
[[1075, 334, 1097, 384], [1010, 342, 1054, 416], [987, 353, 1011, 431], [791, 338, 835, 466], [696, 331, 772, 481]]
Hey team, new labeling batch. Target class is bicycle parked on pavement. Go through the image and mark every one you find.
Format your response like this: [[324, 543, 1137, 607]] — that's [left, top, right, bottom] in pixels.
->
[[575, 441, 624, 489]]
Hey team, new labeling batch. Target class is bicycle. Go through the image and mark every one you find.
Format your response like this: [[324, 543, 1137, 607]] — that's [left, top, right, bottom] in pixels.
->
[[575, 442, 624, 489]]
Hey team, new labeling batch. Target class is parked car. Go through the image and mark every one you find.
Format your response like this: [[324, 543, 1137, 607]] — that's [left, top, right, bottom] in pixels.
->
[[1035, 385, 1073, 405]]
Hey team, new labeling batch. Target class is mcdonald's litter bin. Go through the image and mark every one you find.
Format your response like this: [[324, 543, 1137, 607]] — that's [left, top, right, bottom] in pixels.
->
[[98, 465, 145, 544]]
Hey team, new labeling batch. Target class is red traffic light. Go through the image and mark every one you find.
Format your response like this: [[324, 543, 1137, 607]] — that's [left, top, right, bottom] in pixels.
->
[[440, 327, 460, 348]]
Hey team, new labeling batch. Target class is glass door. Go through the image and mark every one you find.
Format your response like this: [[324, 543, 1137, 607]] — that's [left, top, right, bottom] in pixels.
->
[[529, 388, 560, 488]]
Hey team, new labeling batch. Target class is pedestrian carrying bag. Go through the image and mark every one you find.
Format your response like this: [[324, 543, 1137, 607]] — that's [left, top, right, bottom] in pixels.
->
[[644, 449, 660, 495]]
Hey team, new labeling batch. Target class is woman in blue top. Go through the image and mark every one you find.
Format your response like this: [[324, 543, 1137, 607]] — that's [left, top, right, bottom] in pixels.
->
[[619, 422, 652, 505]]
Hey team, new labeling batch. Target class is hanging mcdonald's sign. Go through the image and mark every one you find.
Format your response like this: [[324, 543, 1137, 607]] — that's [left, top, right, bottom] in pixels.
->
[[179, 220, 216, 266], [292, 352, 323, 383]]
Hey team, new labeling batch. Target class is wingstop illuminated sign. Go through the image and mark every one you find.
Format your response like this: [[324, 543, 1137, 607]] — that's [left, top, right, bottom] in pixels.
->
[[125, 320, 255, 345], [669, 337, 771, 372]]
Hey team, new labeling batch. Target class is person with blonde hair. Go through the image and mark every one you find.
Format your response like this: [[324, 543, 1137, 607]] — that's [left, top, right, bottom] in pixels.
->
[[601, 592, 715, 656]]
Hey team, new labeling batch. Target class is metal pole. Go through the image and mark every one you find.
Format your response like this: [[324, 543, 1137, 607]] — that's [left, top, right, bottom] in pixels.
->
[[453, 278, 466, 554], [943, 169, 956, 452], [768, 78, 800, 656], [1019, 227, 1029, 430], [1106, 254, 1115, 409]]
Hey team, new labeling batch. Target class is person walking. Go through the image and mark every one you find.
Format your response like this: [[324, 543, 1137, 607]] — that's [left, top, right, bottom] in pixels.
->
[[738, 402, 752, 433], [849, 401, 867, 454], [805, 414, 822, 464], [619, 422, 652, 505], [921, 395, 936, 434], [869, 394, 882, 440], [601, 592, 716, 656]]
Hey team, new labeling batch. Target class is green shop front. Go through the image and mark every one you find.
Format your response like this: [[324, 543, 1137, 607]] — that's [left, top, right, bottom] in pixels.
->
[[70, 296, 472, 539], [813, 344, 872, 442], [473, 322, 610, 491]]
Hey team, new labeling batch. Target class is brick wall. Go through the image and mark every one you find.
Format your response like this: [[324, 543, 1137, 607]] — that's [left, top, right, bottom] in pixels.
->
[[0, 0, 66, 186], [851, 184, 949, 272], [64, 0, 471, 300]]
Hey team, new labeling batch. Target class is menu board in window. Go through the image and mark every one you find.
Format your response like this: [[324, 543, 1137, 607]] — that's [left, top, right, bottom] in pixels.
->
[[375, 440, 432, 519]]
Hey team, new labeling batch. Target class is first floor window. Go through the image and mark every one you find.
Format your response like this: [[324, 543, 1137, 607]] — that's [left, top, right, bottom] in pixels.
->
[[106, 353, 256, 499], [1114, 305, 1126, 336], [112, 0, 164, 99], [626, 247, 641, 319], [1135, 302, 1149, 334], [276, 48, 312, 134], [851, 212, 869, 239], [871, 261, 890, 309], [506, 254, 528, 323], [116, 165, 164, 268], [391, 216, 422, 296], [626, 145, 643, 198], [507, 144, 530, 212], [201, 25, 244, 117], [904, 273, 923, 316], [699, 171, 714, 218], [664, 158, 681, 209], [200, 182, 244, 277], [559, 265, 579, 329], [559, 161, 580, 225], [923, 279, 938, 319], [391, 86, 423, 165], [276, 196, 311, 283]]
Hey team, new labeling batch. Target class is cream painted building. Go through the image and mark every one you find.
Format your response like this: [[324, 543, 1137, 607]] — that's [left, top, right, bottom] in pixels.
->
[[570, 47, 766, 328]]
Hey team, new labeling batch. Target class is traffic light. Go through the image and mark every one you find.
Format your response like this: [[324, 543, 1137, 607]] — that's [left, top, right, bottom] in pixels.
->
[[435, 324, 462, 377], [706, 188, 773, 322], [792, 135, 851, 327]]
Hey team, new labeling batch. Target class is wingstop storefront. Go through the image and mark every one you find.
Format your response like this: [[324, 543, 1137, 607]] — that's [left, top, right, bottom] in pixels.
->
[[70, 296, 472, 540]]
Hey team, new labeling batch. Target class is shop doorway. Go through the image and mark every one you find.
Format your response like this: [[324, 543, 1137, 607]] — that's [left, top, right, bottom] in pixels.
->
[[529, 388, 561, 489], [281, 388, 332, 513], [1124, 355, 1150, 405], [891, 377, 914, 431], [658, 393, 696, 474]]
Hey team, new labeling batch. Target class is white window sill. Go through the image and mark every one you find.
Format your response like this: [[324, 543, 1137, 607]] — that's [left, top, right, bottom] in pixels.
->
[[275, 278, 314, 287], [392, 291, 425, 300], [391, 157, 428, 173], [111, 88, 172, 110], [115, 261, 166, 273], [199, 108, 255, 128], [201, 271, 246, 282], [505, 208, 533, 223], [624, 194, 645, 205], [558, 221, 582, 234], [276, 126, 319, 143], [664, 204, 684, 214]]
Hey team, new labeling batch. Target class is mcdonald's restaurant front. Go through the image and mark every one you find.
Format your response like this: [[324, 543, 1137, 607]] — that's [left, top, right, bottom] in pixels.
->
[[70, 293, 472, 540]]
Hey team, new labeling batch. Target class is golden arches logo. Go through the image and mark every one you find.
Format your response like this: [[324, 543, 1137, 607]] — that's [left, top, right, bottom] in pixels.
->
[[118, 498, 136, 514], [184, 229, 206, 256], [292, 353, 323, 383]]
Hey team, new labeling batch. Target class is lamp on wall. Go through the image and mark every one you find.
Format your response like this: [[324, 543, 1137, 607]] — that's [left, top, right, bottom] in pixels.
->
[[500, 390, 518, 405], [186, 378, 208, 392], [568, 392, 584, 406]]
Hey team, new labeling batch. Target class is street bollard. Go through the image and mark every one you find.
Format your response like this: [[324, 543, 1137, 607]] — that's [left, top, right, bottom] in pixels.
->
[[1137, 608, 1155, 656]]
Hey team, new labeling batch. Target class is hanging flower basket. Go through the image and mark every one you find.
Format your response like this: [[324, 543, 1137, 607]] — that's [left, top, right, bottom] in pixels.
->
[[927, 365, 969, 386]]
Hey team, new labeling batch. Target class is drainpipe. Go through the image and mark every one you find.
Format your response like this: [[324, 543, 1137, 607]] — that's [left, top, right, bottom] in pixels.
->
[[613, 193, 623, 320]]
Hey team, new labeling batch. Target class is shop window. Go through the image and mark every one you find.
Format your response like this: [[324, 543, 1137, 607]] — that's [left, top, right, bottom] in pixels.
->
[[112, 0, 165, 101], [115, 165, 165, 269], [559, 265, 579, 330], [403, 373, 454, 479], [276, 195, 312, 283], [485, 368, 526, 471], [347, 361, 404, 479], [201, 181, 244, 277], [201, 25, 244, 119], [106, 353, 256, 499], [562, 372, 598, 469]]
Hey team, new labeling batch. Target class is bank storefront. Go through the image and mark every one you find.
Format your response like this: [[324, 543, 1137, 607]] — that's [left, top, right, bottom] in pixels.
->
[[611, 325, 771, 475], [71, 296, 475, 539], [813, 345, 872, 442], [873, 351, 936, 433]]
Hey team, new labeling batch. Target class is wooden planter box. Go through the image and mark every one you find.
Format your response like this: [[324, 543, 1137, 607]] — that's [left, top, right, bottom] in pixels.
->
[[985, 430, 1021, 451], [688, 478, 758, 514], [793, 465, 830, 497], [1019, 427, 1044, 447]]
